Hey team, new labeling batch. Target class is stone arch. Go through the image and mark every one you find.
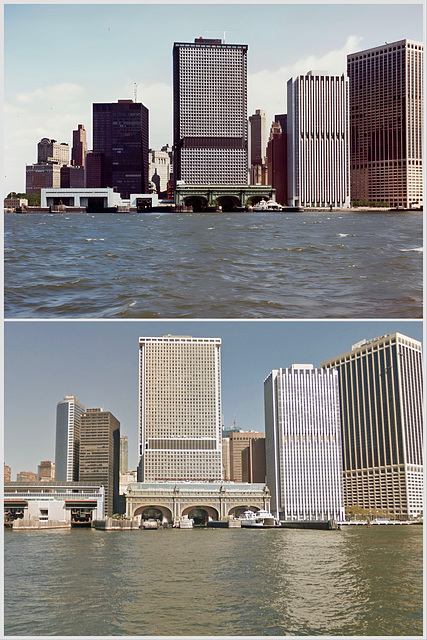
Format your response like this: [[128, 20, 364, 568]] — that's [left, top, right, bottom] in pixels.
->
[[247, 195, 270, 206], [228, 505, 261, 518], [133, 504, 173, 524], [182, 504, 219, 525], [217, 195, 240, 212], [183, 196, 208, 212]]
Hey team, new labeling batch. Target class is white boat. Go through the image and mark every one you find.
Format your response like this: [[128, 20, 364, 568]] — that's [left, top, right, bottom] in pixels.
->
[[254, 509, 278, 526], [239, 510, 264, 527], [142, 518, 159, 530], [178, 516, 194, 529], [253, 199, 283, 211]]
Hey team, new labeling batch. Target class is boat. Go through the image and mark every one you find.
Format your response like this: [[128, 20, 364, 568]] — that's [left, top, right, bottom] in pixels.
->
[[142, 518, 159, 530], [254, 509, 278, 527], [253, 199, 283, 212], [239, 510, 264, 527], [178, 516, 194, 529]]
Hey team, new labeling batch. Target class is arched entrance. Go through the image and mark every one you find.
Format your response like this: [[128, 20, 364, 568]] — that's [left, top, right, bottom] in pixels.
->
[[133, 504, 173, 524], [184, 196, 208, 212], [182, 505, 219, 525], [228, 505, 260, 518], [217, 196, 239, 212]]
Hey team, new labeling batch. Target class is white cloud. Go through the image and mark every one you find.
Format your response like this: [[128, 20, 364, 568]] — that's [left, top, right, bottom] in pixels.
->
[[248, 35, 364, 130]]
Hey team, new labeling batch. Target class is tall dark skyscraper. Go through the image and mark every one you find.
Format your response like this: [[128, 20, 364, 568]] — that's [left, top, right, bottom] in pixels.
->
[[173, 38, 248, 186], [79, 408, 120, 517], [347, 39, 423, 208], [72, 124, 87, 167], [322, 332, 423, 519], [92, 100, 149, 198]]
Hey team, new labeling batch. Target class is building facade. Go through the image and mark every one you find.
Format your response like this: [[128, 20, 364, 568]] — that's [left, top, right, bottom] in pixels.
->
[[173, 38, 248, 187], [322, 332, 424, 519], [267, 116, 288, 205], [241, 437, 266, 483], [16, 471, 38, 482], [249, 109, 268, 185], [79, 408, 120, 517], [93, 100, 149, 198], [55, 395, 85, 482], [4, 464, 11, 483], [228, 430, 265, 482], [37, 138, 69, 165], [126, 481, 270, 525], [347, 39, 423, 208], [120, 435, 129, 474], [149, 145, 173, 197], [139, 335, 222, 482], [287, 71, 350, 208], [264, 364, 344, 522], [38, 460, 55, 482], [72, 124, 87, 167], [26, 162, 62, 194]]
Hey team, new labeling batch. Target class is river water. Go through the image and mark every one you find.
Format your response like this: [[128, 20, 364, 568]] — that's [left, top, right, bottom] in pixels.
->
[[3, 210, 423, 319], [4, 525, 423, 636]]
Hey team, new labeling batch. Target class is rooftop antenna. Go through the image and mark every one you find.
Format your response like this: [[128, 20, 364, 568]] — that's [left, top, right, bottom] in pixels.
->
[[134, 83, 137, 103], [204, 30, 236, 44]]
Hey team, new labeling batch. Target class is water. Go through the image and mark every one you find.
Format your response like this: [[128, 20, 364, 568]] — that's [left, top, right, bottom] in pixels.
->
[[3, 210, 422, 319], [4, 525, 423, 636]]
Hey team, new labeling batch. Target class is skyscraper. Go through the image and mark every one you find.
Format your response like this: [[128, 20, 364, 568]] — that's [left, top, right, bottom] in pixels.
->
[[79, 408, 120, 517], [347, 39, 423, 208], [267, 116, 287, 205], [139, 335, 222, 482], [287, 71, 350, 208], [72, 124, 87, 167], [322, 332, 424, 519], [93, 100, 149, 198], [55, 395, 85, 482], [249, 109, 268, 185], [120, 435, 129, 474], [264, 364, 344, 522], [38, 460, 55, 482], [228, 430, 265, 482], [173, 38, 248, 186]]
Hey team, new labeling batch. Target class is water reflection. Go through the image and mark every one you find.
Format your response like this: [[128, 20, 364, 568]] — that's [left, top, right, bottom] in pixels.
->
[[4, 526, 423, 636]]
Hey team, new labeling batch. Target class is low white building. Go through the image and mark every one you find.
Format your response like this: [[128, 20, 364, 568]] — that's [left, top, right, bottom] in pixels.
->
[[41, 188, 158, 210], [4, 481, 105, 528]]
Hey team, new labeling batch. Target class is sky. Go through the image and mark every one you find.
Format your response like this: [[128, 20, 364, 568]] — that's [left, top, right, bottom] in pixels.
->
[[3, 1, 424, 194], [4, 319, 423, 478]]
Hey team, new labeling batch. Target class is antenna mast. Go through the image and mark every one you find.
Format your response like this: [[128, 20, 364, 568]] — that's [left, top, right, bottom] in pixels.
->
[[134, 83, 137, 103]]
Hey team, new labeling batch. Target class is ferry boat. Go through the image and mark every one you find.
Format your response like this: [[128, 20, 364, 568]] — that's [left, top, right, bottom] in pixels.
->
[[142, 518, 159, 530], [253, 199, 283, 212], [239, 510, 264, 527]]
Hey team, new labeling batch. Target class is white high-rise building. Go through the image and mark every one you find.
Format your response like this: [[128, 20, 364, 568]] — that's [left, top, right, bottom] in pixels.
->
[[287, 71, 350, 208], [264, 364, 344, 521], [55, 395, 85, 482], [138, 336, 222, 482], [173, 38, 248, 185]]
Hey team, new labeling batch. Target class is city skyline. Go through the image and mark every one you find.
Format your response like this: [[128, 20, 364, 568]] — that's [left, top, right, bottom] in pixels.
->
[[4, 3, 423, 195], [4, 320, 423, 478]]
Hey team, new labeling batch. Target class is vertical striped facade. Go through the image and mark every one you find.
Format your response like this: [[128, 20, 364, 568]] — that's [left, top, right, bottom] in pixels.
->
[[287, 71, 350, 208], [55, 395, 85, 482], [322, 333, 423, 518], [347, 39, 423, 208], [139, 336, 222, 482], [264, 365, 344, 521]]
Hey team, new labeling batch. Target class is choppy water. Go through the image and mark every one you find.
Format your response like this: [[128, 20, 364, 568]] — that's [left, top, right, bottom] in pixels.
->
[[4, 525, 423, 636], [4, 210, 423, 318]]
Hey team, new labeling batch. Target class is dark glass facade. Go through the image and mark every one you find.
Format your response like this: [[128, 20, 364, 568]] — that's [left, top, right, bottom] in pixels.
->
[[93, 101, 149, 199]]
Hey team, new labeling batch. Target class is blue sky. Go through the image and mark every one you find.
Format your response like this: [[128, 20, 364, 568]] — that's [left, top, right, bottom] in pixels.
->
[[4, 2, 424, 194], [4, 319, 423, 478]]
